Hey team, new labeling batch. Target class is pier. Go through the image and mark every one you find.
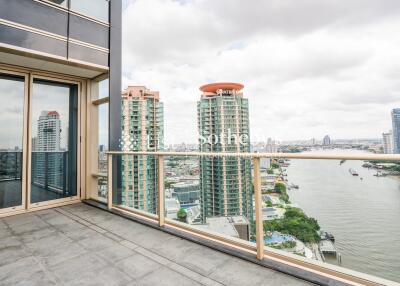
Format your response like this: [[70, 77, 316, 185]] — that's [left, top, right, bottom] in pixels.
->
[[319, 240, 337, 255]]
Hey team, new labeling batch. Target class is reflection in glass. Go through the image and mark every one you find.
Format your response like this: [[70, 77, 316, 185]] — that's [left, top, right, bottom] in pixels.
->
[[70, 0, 109, 22], [97, 103, 108, 200], [0, 74, 25, 209], [31, 80, 78, 204]]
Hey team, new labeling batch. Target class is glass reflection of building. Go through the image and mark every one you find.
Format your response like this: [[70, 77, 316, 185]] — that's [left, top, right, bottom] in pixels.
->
[[32, 111, 64, 192]]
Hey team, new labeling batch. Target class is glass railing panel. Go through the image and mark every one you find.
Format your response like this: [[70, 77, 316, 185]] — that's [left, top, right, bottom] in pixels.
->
[[114, 154, 158, 217], [259, 151, 400, 283], [164, 155, 256, 249]]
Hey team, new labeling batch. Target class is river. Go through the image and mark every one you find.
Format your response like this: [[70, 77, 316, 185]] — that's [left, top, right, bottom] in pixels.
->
[[285, 149, 400, 282]]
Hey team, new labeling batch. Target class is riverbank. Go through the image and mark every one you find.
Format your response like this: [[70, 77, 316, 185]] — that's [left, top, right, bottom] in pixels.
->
[[261, 160, 326, 261], [285, 149, 400, 282]]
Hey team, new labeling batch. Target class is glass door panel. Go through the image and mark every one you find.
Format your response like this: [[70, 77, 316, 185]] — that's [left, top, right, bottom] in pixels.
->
[[30, 79, 78, 204], [0, 74, 26, 209]]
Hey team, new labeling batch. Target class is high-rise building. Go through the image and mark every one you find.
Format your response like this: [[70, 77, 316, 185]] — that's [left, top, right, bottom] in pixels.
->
[[197, 83, 253, 222], [323, 135, 331, 146], [266, 137, 278, 153], [391, 109, 400, 154], [382, 131, 393, 154], [36, 111, 61, 152], [32, 111, 63, 190], [121, 86, 164, 213]]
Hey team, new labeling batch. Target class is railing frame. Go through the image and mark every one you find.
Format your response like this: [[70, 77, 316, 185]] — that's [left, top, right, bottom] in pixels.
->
[[104, 150, 400, 286], [252, 156, 264, 260]]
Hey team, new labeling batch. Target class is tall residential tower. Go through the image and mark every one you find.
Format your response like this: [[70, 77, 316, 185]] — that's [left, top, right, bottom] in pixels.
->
[[391, 109, 400, 154], [121, 86, 164, 213], [197, 83, 253, 222]]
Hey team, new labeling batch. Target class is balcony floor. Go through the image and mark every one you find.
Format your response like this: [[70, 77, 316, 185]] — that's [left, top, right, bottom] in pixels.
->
[[0, 203, 314, 286]]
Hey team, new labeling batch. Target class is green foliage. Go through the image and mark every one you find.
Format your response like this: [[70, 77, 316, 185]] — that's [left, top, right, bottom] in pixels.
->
[[263, 207, 321, 243], [267, 168, 274, 174], [270, 240, 297, 249], [167, 162, 179, 168], [271, 162, 280, 169], [266, 200, 273, 207], [165, 181, 174, 189], [274, 182, 286, 193], [177, 208, 187, 222], [274, 182, 290, 203]]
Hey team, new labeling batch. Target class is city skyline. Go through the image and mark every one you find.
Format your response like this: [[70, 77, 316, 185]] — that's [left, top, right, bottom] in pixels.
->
[[121, 0, 400, 144]]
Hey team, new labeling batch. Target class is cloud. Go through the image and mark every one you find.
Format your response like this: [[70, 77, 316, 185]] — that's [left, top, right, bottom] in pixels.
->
[[122, 0, 400, 143]]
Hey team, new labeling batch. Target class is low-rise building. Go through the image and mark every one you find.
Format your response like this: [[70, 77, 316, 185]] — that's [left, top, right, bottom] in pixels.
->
[[172, 181, 200, 205], [195, 216, 250, 241]]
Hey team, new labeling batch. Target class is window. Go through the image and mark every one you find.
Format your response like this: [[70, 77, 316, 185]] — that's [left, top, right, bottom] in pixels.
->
[[70, 0, 109, 23]]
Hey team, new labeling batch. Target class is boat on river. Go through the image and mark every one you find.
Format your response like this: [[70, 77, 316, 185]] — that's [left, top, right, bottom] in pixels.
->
[[349, 168, 359, 176]]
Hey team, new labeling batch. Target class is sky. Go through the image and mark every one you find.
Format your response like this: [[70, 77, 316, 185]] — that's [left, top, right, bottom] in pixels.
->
[[121, 0, 400, 144]]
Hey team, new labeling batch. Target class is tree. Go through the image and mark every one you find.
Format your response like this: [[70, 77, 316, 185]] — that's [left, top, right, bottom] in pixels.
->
[[165, 181, 174, 189], [274, 182, 286, 193], [271, 162, 280, 169], [263, 207, 321, 243], [177, 208, 187, 222], [266, 200, 273, 207]]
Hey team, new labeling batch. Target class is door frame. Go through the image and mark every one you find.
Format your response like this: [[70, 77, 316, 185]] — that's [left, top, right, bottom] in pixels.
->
[[0, 68, 29, 215], [0, 64, 87, 217], [27, 73, 82, 210]]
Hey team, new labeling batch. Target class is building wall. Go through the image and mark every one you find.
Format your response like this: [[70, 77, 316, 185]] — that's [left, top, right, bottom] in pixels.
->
[[0, 0, 110, 68], [198, 88, 253, 222], [120, 87, 164, 213]]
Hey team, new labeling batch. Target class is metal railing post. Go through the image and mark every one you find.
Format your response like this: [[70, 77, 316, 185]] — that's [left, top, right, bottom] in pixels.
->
[[158, 155, 165, 226], [107, 154, 113, 210], [253, 156, 264, 260]]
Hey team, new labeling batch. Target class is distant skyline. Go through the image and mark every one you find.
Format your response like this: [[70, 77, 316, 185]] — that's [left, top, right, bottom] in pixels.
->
[[121, 0, 400, 144]]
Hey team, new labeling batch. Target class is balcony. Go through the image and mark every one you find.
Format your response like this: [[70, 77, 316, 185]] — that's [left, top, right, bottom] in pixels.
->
[[0, 202, 312, 286], [102, 151, 400, 286]]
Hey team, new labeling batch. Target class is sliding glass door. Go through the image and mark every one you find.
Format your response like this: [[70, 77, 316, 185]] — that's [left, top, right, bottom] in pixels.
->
[[0, 68, 81, 215], [0, 72, 27, 211], [30, 79, 78, 205]]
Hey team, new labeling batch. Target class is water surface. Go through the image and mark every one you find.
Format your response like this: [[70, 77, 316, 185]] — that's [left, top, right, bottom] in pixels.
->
[[286, 149, 400, 282]]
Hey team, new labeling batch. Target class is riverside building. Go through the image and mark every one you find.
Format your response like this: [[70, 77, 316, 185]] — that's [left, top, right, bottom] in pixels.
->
[[382, 131, 393, 154], [391, 108, 400, 154], [197, 83, 253, 222]]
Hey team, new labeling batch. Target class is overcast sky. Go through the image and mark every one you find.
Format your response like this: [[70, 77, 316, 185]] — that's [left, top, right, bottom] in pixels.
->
[[121, 0, 400, 144]]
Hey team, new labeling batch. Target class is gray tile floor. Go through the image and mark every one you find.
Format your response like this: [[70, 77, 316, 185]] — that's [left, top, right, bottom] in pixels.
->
[[0, 203, 314, 286]]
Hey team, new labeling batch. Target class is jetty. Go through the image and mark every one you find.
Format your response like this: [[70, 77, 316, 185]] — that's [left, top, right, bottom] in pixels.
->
[[319, 240, 337, 255]]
